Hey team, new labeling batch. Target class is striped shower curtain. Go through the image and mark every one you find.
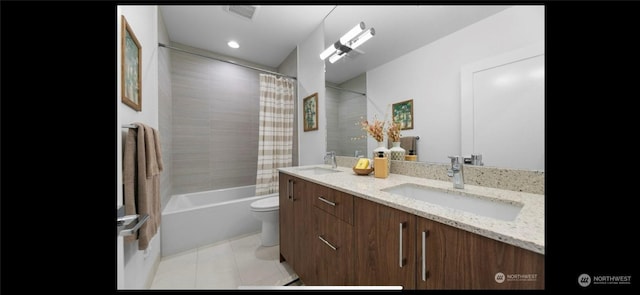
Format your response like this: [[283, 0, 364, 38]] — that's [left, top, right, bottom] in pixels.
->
[[255, 74, 295, 196]]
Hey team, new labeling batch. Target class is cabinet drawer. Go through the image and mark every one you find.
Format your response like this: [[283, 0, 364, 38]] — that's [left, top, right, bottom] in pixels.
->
[[311, 183, 354, 225], [313, 207, 354, 285]]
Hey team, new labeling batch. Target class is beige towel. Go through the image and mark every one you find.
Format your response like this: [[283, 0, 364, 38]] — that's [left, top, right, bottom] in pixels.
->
[[123, 123, 163, 250], [400, 136, 418, 155]]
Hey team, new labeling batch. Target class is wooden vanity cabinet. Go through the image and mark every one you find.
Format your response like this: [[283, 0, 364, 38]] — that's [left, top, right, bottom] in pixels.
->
[[278, 173, 315, 284], [309, 180, 355, 285], [281, 171, 544, 289], [416, 216, 544, 289], [278, 173, 295, 263], [354, 197, 416, 289], [280, 173, 356, 286]]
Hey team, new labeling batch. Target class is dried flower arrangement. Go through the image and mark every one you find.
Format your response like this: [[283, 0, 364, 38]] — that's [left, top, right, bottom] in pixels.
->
[[360, 116, 385, 142], [387, 121, 401, 142]]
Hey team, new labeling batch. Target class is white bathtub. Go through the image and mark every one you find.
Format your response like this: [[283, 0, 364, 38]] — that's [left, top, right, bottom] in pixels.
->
[[161, 185, 277, 256]]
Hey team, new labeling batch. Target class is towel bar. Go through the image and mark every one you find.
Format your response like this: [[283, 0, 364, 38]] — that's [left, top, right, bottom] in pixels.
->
[[117, 214, 149, 237]]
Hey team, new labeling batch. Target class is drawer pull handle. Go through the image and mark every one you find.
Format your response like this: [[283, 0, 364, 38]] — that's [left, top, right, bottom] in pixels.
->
[[318, 196, 336, 206], [318, 235, 337, 251], [422, 230, 429, 281], [399, 222, 406, 268]]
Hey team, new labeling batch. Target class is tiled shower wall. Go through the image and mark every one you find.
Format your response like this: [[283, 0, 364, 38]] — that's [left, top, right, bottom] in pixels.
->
[[158, 39, 173, 208], [170, 49, 261, 194], [326, 87, 367, 157]]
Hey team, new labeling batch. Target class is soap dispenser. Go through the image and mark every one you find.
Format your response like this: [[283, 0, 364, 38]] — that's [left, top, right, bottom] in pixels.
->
[[374, 151, 389, 178]]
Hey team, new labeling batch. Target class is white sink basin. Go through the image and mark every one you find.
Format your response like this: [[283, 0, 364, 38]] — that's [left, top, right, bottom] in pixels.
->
[[381, 183, 523, 221], [297, 167, 341, 175]]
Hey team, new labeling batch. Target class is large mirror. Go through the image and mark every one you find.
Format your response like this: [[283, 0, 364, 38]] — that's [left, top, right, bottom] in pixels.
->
[[321, 5, 544, 171]]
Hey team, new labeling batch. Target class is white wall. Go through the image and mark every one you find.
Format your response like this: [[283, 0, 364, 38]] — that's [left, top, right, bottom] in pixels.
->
[[278, 48, 299, 166], [117, 5, 162, 289], [297, 24, 326, 165], [367, 6, 544, 164]]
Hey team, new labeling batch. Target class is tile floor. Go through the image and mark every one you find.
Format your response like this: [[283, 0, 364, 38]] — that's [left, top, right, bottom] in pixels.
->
[[150, 232, 300, 289]]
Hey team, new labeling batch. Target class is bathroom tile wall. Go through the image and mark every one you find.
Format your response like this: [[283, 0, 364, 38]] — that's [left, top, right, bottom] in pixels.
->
[[158, 12, 173, 207], [170, 45, 263, 194]]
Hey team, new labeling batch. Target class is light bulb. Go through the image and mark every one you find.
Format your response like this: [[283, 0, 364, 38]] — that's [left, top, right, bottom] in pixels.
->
[[349, 28, 375, 50], [320, 41, 340, 60], [329, 52, 346, 63], [339, 22, 365, 45]]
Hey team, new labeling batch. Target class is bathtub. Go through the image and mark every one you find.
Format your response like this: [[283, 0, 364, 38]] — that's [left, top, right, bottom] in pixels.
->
[[161, 185, 277, 256]]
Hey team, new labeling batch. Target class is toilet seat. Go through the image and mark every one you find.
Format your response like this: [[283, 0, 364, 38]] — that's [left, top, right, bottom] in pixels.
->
[[250, 196, 279, 212]]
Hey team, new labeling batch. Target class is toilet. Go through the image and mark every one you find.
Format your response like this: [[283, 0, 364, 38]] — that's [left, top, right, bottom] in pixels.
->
[[250, 196, 279, 247]]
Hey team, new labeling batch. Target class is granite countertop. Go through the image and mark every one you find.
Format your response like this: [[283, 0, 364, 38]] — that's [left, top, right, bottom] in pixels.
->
[[279, 164, 544, 255]]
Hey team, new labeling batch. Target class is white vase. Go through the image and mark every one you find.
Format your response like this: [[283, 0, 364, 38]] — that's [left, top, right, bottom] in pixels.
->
[[390, 142, 406, 161], [372, 141, 390, 171]]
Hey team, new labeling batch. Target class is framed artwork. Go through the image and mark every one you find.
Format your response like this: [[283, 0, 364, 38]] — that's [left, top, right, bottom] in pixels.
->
[[121, 15, 142, 112], [392, 99, 414, 130], [303, 92, 318, 131]]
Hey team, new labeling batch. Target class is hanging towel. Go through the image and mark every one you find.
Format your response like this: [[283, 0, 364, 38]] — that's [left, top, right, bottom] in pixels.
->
[[123, 122, 163, 250]]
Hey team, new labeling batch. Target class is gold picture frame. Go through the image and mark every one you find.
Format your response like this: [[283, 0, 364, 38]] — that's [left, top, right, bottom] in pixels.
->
[[392, 99, 414, 130], [303, 92, 318, 131], [121, 15, 142, 112]]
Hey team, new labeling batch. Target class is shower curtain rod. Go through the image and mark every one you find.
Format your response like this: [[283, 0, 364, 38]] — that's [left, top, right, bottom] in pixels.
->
[[158, 43, 297, 80], [326, 84, 366, 96]]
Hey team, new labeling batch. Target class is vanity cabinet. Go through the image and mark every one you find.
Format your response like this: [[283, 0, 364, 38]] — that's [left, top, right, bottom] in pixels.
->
[[278, 173, 295, 263], [416, 217, 544, 289], [354, 197, 416, 289], [278, 173, 315, 284], [280, 171, 544, 289], [280, 172, 355, 286]]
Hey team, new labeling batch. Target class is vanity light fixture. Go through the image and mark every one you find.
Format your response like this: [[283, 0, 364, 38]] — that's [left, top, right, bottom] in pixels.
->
[[320, 21, 375, 64]]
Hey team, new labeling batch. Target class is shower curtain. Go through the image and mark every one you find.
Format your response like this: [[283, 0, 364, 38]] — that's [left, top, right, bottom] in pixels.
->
[[255, 74, 295, 196]]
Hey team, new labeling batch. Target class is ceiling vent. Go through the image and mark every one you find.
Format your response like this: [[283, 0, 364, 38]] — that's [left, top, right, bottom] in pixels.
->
[[223, 5, 258, 21]]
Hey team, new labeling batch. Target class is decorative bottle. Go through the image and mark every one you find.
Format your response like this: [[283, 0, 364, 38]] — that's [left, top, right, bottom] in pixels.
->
[[390, 141, 406, 161]]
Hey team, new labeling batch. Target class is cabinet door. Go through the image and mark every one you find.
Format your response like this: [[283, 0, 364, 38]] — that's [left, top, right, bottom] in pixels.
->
[[292, 178, 316, 285], [416, 217, 544, 289], [278, 173, 294, 263], [354, 198, 416, 289], [313, 207, 354, 285]]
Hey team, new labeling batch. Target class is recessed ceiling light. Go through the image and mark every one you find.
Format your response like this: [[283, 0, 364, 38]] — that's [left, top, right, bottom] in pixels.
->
[[228, 41, 239, 49]]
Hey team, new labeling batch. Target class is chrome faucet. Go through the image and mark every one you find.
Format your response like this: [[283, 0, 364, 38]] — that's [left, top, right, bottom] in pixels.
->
[[447, 156, 464, 189], [324, 151, 337, 169]]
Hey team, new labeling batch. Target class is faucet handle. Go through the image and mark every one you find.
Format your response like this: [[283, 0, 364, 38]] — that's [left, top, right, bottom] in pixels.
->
[[447, 155, 461, 164], [471, 154, 483, 166]]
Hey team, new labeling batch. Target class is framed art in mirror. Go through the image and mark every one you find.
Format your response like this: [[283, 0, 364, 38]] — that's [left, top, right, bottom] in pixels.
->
[[303, 92, 318, 131], [392, 99, 413, 130], [121, 15, 142, 112]]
